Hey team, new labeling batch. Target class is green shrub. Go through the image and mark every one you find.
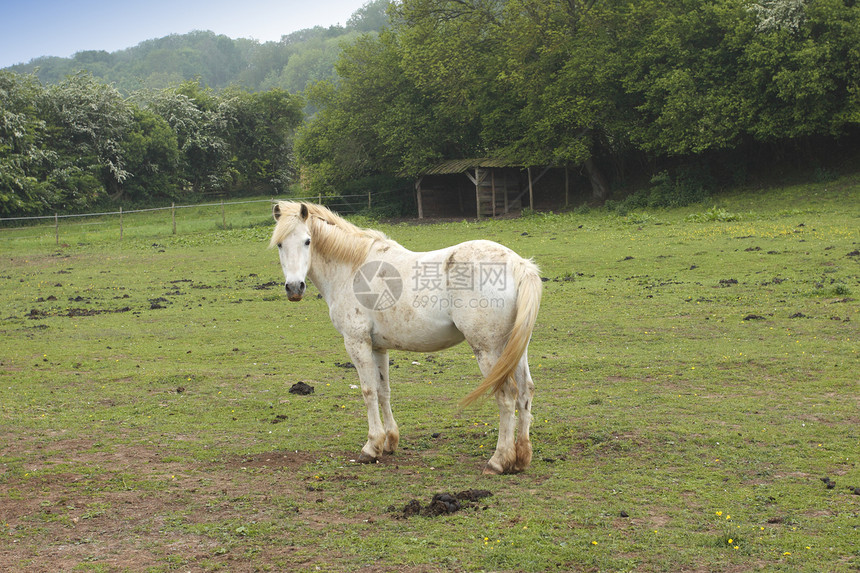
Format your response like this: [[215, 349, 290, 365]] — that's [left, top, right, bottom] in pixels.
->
[[608, 165, 714, 214]]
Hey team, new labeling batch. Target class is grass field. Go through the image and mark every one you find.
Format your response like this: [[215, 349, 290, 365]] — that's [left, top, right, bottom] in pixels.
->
[[1, 176, 858, 572]]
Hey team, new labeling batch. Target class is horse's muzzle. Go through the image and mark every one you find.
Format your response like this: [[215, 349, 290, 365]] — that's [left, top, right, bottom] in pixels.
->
[[285, 281, 305, 302]]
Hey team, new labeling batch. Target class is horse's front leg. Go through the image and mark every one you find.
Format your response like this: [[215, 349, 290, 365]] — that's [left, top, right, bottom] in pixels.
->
[[343, 337, 386, 463], [374, 349, 399, 455]]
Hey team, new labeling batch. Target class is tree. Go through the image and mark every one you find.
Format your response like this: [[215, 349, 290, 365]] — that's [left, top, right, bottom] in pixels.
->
[[296, 26, 478, 195], [223, 87, 304, 193], [374, 0, 618, 198], [301, 0, 858, 202], [487, 0, 621, 198], [347, 0, 393, 32], [145, 80, 231, 194], [0, 72, 57, 214], [740, 0, 860, 142], [264, 33, 360, 94], [42, 72, 134, 208], [616, 0, 859, 159], [2, 69, 309, 214], [119, 107, 181, 201]]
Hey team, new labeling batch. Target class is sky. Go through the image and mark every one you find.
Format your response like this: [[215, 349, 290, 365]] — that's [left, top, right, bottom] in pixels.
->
[[0, 0, 371, 68]]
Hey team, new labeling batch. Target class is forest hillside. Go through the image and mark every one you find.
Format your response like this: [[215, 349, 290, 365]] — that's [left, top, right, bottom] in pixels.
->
[[2, 0, 388, 94]]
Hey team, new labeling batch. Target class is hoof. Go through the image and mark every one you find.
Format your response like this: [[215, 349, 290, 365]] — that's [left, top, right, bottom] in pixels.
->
[[357, 452, 378, 464], [482, 461, 504, 475], [483, 458, 524, 475], [515, 441, 532, 472], [383, 432, 399, 455]]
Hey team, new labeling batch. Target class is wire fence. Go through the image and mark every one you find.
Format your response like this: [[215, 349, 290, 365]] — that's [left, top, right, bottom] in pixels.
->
[[0, 190, 403, 247]]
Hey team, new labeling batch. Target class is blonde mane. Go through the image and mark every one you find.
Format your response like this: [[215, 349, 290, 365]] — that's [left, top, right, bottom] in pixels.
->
[[270, 201, 391, 267]]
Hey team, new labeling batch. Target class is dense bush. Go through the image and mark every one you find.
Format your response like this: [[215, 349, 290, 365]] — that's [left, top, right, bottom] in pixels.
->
[[0, 73, 303, 215]]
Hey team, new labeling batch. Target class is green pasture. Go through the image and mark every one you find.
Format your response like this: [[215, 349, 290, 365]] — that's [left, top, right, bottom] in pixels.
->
[[0, 198, 277, 246], [1, 177, 858, 572]]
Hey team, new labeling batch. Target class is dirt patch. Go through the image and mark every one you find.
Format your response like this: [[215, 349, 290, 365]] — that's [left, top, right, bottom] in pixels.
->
[[389, 489, 493, 518], [27, 306, 132, 318], [0, 438, 381, 572], [253, 281, 281, 290], [226, 449, 318, 471]]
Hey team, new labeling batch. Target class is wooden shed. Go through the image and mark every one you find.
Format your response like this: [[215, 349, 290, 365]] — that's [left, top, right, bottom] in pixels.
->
[[413, 158, 569, 219]]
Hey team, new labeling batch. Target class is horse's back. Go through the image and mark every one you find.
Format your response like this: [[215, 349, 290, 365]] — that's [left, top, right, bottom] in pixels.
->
[[353, 238, 534, 353]]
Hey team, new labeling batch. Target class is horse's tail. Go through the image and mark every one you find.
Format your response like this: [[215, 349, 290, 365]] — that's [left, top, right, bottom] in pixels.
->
[[460, 257, 542, 407]]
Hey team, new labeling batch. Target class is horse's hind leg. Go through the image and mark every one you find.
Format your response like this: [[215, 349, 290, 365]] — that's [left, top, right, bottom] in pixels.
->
[[473, 349, 518, 475], [514, 353, 535, 472], [374, 349, 399, 454], [488, 377, 519, 474]]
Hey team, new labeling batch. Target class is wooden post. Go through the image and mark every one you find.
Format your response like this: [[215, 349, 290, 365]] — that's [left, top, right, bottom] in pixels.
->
[[368, 190, 372, 210], [416, 177, 424, 219], [221, 199, 226, 228], [475, 168, 481, 220], [565, 167, 570, 208], [55, 213, 59, 245], [528, 167, 534, 211], [491, 170, 496, 218], [120, 206, 123, 240], [172, 202, 176, 235], [504, 170, 509, 214]]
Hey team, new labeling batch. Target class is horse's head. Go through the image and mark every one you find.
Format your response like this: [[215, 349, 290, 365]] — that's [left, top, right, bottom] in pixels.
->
[[272, 202, 311, 302]]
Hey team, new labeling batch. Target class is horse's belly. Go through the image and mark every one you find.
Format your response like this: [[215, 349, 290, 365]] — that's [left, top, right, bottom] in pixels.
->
[[370, 316, 465, 352]]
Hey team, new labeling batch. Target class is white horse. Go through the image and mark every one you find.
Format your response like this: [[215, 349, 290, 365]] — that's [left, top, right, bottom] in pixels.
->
[[270, 202, 542, 474]]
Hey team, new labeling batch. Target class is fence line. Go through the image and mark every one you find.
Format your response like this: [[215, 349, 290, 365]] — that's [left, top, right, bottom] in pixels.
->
[[0, 189, 404, 246], [0, 191, 400, 223]]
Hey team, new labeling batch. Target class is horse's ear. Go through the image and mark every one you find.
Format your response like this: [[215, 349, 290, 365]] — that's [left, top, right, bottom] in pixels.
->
[[273, 203, 282, 221], [300, 203, 309, 221]]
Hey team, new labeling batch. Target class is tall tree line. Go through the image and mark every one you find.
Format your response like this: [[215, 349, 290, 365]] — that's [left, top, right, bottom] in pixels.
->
[[3, 0, 858, 217], [0, 72, 303, 215], [297, 0, 860, 201]]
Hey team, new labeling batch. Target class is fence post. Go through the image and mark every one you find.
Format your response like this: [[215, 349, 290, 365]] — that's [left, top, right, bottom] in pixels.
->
[[172, 202, 176, 235], [221, 200, 226, 228], [528, 167, 534, 211], [119, 206, 123, 240], [55, 213, 59, 246], [565, 167, 570, 208], [368, 191, 372, 211]]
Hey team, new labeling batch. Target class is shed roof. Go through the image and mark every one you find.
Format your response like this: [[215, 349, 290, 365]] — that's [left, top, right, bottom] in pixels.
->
[[419, 158, 521, 176]]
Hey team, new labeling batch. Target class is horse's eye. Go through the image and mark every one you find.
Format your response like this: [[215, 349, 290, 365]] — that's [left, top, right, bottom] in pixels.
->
[[304, 238, 311, 247], [277, 243, 282, 249]]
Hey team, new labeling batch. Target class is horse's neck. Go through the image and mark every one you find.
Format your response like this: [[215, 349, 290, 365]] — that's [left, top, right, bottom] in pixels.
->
[[307, 252, 354, 304], [307, 263, 330, 302]]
